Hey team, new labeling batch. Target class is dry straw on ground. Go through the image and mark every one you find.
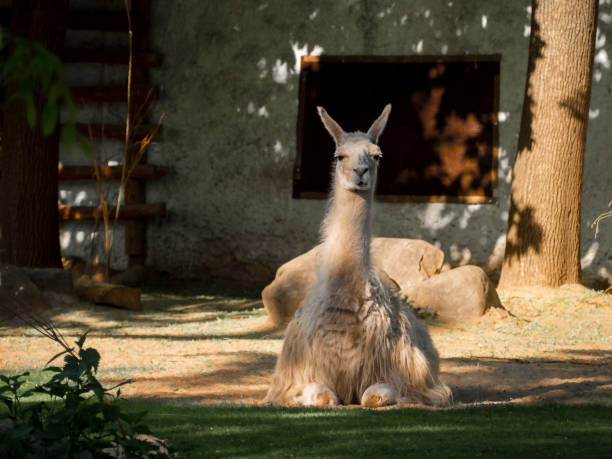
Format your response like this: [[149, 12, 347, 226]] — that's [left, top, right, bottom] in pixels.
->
[[0, 284, 610, 406]]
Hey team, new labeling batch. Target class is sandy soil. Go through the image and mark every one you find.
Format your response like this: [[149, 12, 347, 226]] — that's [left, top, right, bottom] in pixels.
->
[[1, 283, 610, 407]]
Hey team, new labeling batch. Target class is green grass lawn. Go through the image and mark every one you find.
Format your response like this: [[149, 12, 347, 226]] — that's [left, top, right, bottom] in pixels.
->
[[124, 399, 612, 458], [2, 369, 611, 458]]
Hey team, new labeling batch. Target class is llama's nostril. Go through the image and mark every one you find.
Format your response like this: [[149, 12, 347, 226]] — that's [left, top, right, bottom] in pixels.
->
[[354, 166, 368, 177]]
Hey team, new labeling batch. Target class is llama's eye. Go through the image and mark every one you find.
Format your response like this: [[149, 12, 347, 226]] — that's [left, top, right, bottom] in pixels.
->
[[374, 154, 383, 161], [334, 154, 344, 161]]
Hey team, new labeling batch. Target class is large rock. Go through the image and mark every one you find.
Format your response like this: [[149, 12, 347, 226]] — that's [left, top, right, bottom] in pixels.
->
[[0, 265, 51, 320], [262, 238, 444, 326], [406, 265, 501, 321], [262, 246, 319, 325], [371, 238, 444, 292], [22, 267, 77, 305], [22, 267, 74, 295]]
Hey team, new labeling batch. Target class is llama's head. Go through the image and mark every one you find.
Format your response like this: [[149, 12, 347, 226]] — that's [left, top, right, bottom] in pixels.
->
[[317, 104, 391, 192]]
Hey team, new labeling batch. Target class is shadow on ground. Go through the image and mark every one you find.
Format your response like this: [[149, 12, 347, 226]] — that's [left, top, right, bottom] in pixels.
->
[[1, 282, 610, 407]]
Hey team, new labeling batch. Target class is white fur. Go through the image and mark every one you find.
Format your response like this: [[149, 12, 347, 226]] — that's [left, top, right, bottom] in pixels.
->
[[264, 105, 452, 407]]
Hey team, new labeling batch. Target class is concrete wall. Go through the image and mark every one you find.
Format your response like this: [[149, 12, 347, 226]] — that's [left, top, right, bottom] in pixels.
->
[[62, 1, 612, 288]]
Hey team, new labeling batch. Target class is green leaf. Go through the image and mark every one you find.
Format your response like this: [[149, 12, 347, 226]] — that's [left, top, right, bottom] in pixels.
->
[[61, 123, 77, 150], [41, 102, 59, 136], [76, 331, 89, 349], [7, 425, 33, 440], [80, 348, 100, 372], [91, 385, 105, 402], [46, 349, 70, 366], [0, 397, 13, 410], [47, 81, 63, 105], [24, 91, 36, 128], [43, 366, 63, 373], [78, 132, 93, 157]]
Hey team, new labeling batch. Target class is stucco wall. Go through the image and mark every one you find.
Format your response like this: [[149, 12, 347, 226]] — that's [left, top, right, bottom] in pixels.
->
[[63, 1, 612, 287]]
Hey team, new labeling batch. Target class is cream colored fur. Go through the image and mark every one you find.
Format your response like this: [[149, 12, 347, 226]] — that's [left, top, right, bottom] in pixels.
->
[[264, 105, 452, 407]]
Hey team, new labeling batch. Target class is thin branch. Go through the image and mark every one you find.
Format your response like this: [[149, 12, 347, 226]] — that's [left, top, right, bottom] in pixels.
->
[[591, 200, 612, 237]]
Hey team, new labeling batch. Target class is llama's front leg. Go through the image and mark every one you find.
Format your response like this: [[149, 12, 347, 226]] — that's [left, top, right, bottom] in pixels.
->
[[300, 383, 339, 407], [361, 383, 397, 408]]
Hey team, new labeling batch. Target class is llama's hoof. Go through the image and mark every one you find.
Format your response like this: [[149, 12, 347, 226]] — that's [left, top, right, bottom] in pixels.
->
[[361, 383, 397, 408], [301, 383, 339, 407]]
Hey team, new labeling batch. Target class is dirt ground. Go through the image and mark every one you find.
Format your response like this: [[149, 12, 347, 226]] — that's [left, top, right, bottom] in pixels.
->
[[1, 283, 610, 407]]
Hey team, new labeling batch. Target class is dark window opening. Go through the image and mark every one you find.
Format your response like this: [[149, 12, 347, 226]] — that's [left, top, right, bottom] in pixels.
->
[[294, 55, 500, 203]]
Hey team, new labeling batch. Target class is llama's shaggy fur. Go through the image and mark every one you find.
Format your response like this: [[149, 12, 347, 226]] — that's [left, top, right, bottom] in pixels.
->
[[264, 105, 452, 407]]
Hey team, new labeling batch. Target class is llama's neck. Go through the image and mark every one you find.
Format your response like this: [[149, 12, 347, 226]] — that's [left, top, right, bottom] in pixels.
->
[[319, 178, 373, 298]]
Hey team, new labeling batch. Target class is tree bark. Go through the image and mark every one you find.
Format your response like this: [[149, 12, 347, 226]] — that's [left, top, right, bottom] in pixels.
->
[[498, 0, 598, 288], [0, 0, 69, 267]]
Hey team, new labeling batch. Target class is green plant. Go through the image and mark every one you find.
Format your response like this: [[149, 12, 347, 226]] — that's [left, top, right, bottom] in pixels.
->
[[0, 34, 91, 155], [0, 308, 169, 458]]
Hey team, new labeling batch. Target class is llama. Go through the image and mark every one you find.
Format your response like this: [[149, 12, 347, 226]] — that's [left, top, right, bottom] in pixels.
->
[[264, 104, 452, 407]]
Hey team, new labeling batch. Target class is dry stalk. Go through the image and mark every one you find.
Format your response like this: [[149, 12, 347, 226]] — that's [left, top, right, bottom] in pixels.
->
[[103, 0, 135, 278], [0, 296, 76, 362], [84, 0, 164, 280], [93, 157, 111, 282], [82, 121, 112, 282], [591, 199, 612, 237], [87, 121, 105, 279]]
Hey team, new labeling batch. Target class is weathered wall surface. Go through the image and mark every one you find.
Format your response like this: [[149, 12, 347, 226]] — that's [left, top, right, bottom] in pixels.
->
[[61, 0, 612, 287]]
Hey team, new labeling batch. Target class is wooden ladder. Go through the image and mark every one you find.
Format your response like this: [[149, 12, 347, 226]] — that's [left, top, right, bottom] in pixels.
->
[[1, 1, 167, 268]]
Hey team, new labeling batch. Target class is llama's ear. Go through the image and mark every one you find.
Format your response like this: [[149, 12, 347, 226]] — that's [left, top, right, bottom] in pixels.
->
[[317, 106, 346, 146], [367, 104, 392, 144]]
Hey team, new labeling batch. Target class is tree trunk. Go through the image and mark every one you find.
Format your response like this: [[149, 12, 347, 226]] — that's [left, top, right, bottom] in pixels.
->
[[498, 0, 598, 288], [0, 0, 69, 267]]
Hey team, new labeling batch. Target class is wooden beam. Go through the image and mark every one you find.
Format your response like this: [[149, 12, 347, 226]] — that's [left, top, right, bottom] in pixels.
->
[[62, 48, 163, 67], [75, 278, 141, 310], [67, 12, 144, 32], [0, 8, 147, 32], [58, 164, 166, 181], [75, 123, 162, 140], [70, 84, 159, 104], [59, 203, 166, 221]]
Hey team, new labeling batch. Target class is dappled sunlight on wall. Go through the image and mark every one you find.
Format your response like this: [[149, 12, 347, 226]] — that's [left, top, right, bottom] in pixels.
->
[[137, 0, 611, 286]]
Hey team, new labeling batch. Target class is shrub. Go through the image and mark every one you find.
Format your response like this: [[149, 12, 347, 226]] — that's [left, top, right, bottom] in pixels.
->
[[0, 331, 169, 458]]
